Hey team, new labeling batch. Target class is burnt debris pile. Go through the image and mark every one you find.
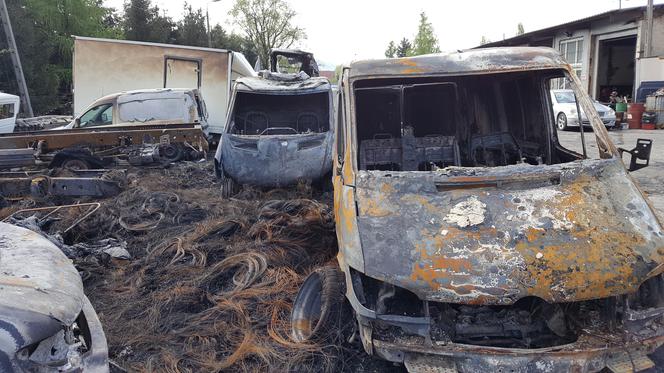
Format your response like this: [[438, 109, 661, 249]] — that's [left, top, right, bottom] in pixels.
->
[[51, 163, 362, 372]]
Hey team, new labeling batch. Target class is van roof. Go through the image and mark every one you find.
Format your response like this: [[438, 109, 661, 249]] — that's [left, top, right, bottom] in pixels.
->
[[0, 92, 19, 104], [348, 47, 568, 79], [235, 75, 331, 93], [93, 88, 197, 103]]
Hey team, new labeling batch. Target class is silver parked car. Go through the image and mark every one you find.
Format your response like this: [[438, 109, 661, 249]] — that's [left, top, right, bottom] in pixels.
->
[[550, 89, 616, 130]]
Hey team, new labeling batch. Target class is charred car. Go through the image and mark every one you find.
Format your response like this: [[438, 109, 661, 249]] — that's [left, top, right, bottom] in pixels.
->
[[0, 222, 108, 372], [214, 71, 334, 196], [291, 47, 663, 372]]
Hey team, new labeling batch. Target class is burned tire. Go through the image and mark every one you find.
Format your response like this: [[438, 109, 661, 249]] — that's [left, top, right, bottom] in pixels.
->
[[291, 266, 347, 342], [159, 144, 184, 162], [219, 166, 238, 199], [61, 158, 90, 170]]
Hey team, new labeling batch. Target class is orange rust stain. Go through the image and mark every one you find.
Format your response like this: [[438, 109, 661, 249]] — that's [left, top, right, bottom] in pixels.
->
[[400, 194, 439, 214], [525, 227, 545, 242], [402, 68, 426, 74]]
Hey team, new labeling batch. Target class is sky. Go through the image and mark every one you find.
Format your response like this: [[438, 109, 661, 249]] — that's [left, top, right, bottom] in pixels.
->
[[104, 0, 663, 70]]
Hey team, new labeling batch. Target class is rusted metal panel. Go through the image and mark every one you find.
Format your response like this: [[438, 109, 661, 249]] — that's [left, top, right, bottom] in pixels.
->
[[354, 159, 664, 305], [349, 47, 568, 79], [0, 124, 208, 152]]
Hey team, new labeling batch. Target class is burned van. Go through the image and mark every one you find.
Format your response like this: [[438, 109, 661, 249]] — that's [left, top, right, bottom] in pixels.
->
[[214, 71, 334, 196], [291, 47, 664, 372]]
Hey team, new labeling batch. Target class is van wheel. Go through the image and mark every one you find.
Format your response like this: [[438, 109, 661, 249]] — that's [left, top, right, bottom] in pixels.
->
[[557, 113, 568, 131], [219, 167, 237, 198], [291, 266, 347, 342], [61, 158, 90, 170]]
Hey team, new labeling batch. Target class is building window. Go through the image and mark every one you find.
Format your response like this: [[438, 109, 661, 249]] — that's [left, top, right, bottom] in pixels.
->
[[556, 38, 584, 89]]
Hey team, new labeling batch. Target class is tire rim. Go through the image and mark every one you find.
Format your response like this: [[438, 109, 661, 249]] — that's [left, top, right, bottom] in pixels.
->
[[291, 271, 324, 342], [557, 114, 566, 130]]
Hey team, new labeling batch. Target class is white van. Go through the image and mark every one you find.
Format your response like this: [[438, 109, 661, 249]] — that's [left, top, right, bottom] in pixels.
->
[[0, 93, 19, 134], [60, 88, 209, 133]]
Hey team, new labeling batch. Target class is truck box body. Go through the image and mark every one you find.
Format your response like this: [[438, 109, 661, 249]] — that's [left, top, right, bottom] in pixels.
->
[[73, 36, 255, 136]]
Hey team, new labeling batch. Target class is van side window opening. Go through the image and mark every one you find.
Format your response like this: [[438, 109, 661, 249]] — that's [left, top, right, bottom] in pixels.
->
[[118, 98, 189, 123], [354, 70, 593, 171], [336, 90, 345, 163], [0, 103, 14, 119], [231, 92, 329, 135], [79, 103, 113, 127]]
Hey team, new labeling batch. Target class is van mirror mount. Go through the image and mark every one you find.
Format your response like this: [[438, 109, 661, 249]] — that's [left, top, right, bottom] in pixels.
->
[[619, 139, 652, 172]]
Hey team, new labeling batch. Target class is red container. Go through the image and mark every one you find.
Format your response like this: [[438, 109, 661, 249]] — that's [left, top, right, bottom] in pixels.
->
[[628, 103, 645, 129], [642, 123, 656, 130]]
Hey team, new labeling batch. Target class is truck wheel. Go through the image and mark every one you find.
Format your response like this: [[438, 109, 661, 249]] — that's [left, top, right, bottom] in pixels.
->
[[61, 158, 90, 170], [159, 144, 184, 162], [219, 167, 237, 199], [291, 266, 347, 342]]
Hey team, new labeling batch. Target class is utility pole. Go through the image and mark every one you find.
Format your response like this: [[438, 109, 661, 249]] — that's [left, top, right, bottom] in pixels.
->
[[0, 0, 33, 117], [644, 0, 654, 57], [206, 0, 221, 48]]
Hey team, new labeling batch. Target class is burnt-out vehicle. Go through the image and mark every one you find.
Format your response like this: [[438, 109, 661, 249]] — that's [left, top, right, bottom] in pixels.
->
[[291, 47, 663, 372], [214, 71, 334, 196], [0, 223, 108, 372]]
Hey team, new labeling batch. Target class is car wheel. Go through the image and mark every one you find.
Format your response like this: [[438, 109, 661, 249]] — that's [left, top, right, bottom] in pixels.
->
[[291, 266, 347, 342], [557, 113, 568, 131]]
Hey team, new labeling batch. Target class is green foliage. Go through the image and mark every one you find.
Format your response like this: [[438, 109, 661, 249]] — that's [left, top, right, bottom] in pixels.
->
[[123, 0, 176, 43], [384, 12, 440, 59], [411, 12, 440, 56], [517, 22, 525, 36], [176, 3, 207, 47], [210, 25, 258, 65], [396, 38, 412, 58], [230, 0, 306, 69], [385, 40, 397, 58], [0, 0, 122, 115]]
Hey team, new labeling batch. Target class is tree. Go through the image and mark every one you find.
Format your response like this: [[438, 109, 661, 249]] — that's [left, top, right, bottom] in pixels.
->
[[210, 25, 257, 65], [396, 38, 412, 58], [480, 36, 491, 45], [230, 0, 306, 68], [385, 40, 397, 58], [176, 4, 207, 47], [123, 0, 177, 44], [411, 12, 440, 56], [0, 0, 121, 115], [517, 22, 525, 36]]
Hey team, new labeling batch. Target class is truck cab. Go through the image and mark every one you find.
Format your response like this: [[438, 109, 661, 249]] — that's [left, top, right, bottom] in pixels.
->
[[63, 88, 209, 134], [0, 93, 19, 134]]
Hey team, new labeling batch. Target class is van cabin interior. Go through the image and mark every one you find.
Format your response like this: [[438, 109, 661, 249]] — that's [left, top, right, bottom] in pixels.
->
[[230, 92, 329, 136], [354, 70, 581, 171]]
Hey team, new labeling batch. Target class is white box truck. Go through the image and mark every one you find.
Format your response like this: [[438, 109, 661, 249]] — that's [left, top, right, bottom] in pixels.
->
[[72, 36, 256, 141]]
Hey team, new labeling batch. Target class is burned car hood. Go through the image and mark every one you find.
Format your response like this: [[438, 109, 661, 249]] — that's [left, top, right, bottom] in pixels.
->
[[354, 159, 664, 305], [0, 223, 84, 326], [220, 132, 333, 186]]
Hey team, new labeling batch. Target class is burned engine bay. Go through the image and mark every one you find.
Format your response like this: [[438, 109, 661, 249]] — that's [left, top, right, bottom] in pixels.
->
[[355, 70, 584, 172]]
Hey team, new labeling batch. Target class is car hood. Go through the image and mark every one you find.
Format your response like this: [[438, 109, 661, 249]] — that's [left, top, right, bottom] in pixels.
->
[[354, 159, 664, 305], [0, 223, 84, 326]]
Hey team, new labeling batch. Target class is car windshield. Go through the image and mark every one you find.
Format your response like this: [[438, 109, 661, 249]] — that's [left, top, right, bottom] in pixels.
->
[[554, 91, 576, 104], [230, 91, 329, 135]]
